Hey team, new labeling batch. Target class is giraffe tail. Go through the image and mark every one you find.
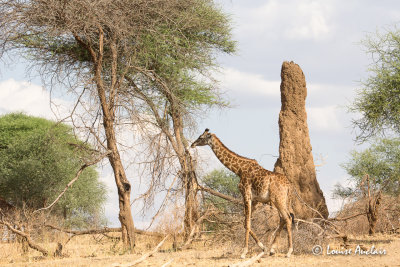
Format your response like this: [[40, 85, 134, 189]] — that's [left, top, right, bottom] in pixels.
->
[[290, 213, 295, 225], [288, 187, 295, 224]]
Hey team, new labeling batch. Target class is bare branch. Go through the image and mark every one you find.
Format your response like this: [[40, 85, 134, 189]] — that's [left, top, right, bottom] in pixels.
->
[[145, 174, 179, 230], [198, 184, 243, 206], [179, 208, 217, 250], [33, 151, 110, 214], [329, 212, 367, 222]]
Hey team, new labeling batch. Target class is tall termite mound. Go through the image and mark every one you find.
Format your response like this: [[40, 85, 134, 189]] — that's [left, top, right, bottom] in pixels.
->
[[274, 61, 329, 219]]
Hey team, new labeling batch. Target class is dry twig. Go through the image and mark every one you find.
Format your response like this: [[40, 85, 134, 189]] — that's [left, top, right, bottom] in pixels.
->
[[229, 251, 265, 267], [160, 259, 174, 267], [112, 234, 170, 267]]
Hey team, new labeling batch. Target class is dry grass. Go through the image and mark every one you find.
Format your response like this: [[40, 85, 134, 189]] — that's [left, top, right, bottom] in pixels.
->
[[0, 230, 399, 267], [1, 195, 399, 266]]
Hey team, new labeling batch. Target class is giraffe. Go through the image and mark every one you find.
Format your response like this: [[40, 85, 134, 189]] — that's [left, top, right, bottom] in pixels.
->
[[191, 129, 294, 258]]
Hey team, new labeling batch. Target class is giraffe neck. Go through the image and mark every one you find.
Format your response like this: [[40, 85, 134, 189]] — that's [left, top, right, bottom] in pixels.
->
[[209, 134, 254, 175]]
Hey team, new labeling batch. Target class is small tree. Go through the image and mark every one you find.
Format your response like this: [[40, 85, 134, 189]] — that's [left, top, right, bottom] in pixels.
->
[[202, 169, 241, 213], [0, 113, 107, 228], [340, 138, 400, 196], [201, 169, 241, 232], [336, 138, 400, 234]]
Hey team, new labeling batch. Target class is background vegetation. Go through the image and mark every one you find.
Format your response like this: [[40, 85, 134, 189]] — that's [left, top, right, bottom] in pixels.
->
[[0, 113, 107, 228]]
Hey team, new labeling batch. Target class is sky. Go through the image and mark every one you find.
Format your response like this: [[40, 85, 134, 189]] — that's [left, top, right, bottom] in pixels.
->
[[1, 0, 400, 227]]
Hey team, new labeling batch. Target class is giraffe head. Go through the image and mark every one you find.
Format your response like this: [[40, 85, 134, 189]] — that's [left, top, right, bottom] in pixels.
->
[[191, 128, 212, 148]]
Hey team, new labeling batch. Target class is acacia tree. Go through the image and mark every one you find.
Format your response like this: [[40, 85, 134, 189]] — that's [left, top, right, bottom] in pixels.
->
[[0, 0, 234, 247], [351, 26, 400, 140], [123, 5, 234, 237]]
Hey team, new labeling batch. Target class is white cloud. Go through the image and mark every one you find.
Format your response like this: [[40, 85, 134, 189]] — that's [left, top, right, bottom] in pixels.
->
[[0, 79, 49, 116], [218, 68, 354, 104], [307, 105, 342, 132], [215, 68, 350, 133], [219, 68, 280, 97], [232, 0, 334, 41], [283, 1, 331, 40], [0, 78, 69, 119]]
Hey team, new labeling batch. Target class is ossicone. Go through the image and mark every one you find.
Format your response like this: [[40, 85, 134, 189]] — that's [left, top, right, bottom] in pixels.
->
[[205, 128, 209, 132]]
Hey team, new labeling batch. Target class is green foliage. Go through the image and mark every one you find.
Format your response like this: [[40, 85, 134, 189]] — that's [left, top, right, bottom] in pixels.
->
[[202, 169, 241, 213], [126, 0, 235, 111], [0, 113, 107, 228], [136, 1, 235, 71], [201, 169, 241, 231], [351, 26, 400, 140], [0, 112, 57, 148], [339, 138, 400, 198]]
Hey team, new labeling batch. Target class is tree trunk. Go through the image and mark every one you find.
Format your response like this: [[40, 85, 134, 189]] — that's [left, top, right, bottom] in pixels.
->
[[103, 118, 136, 250], [170, 110, 199, 240], [182, 152, 199, 240], [74, 27, 136, 250], [367, 192, 381, 236], [367, 212, 377, 235]]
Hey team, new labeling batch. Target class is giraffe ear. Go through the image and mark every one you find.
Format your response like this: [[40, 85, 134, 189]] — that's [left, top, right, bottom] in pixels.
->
[[205, 128, 209, 132]]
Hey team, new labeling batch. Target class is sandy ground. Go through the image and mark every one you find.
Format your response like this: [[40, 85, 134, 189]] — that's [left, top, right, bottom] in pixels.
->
[[1, 235, 399, 267]]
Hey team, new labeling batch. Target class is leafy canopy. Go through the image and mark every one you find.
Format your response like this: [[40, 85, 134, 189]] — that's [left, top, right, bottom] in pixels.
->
[[351, 26, 400, 140], [0, 113, 107, 228]]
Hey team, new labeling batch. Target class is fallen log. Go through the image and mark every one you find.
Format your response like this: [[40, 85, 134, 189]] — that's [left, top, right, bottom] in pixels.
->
[[45, 224, 163, 237]]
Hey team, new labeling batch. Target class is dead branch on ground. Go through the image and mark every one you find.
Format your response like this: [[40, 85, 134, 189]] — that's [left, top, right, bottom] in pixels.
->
[[229, 251, 265, 267], [160, 259, 174, 267], [0, 219, 49, 256], [45, 224, 163, 237], [112, 234, 170, 267]]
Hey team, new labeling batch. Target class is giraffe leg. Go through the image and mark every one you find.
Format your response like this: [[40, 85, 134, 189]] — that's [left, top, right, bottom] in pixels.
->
[[240, 190, 252, 259], [269, 216, 285, 256], [249, 200, 266, 251], [249, 229, 266, 252], [285, 212, 293, 258]]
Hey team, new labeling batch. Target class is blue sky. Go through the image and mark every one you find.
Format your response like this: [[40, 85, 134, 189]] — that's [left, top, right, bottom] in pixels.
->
[[1, 0, 400, 227]]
